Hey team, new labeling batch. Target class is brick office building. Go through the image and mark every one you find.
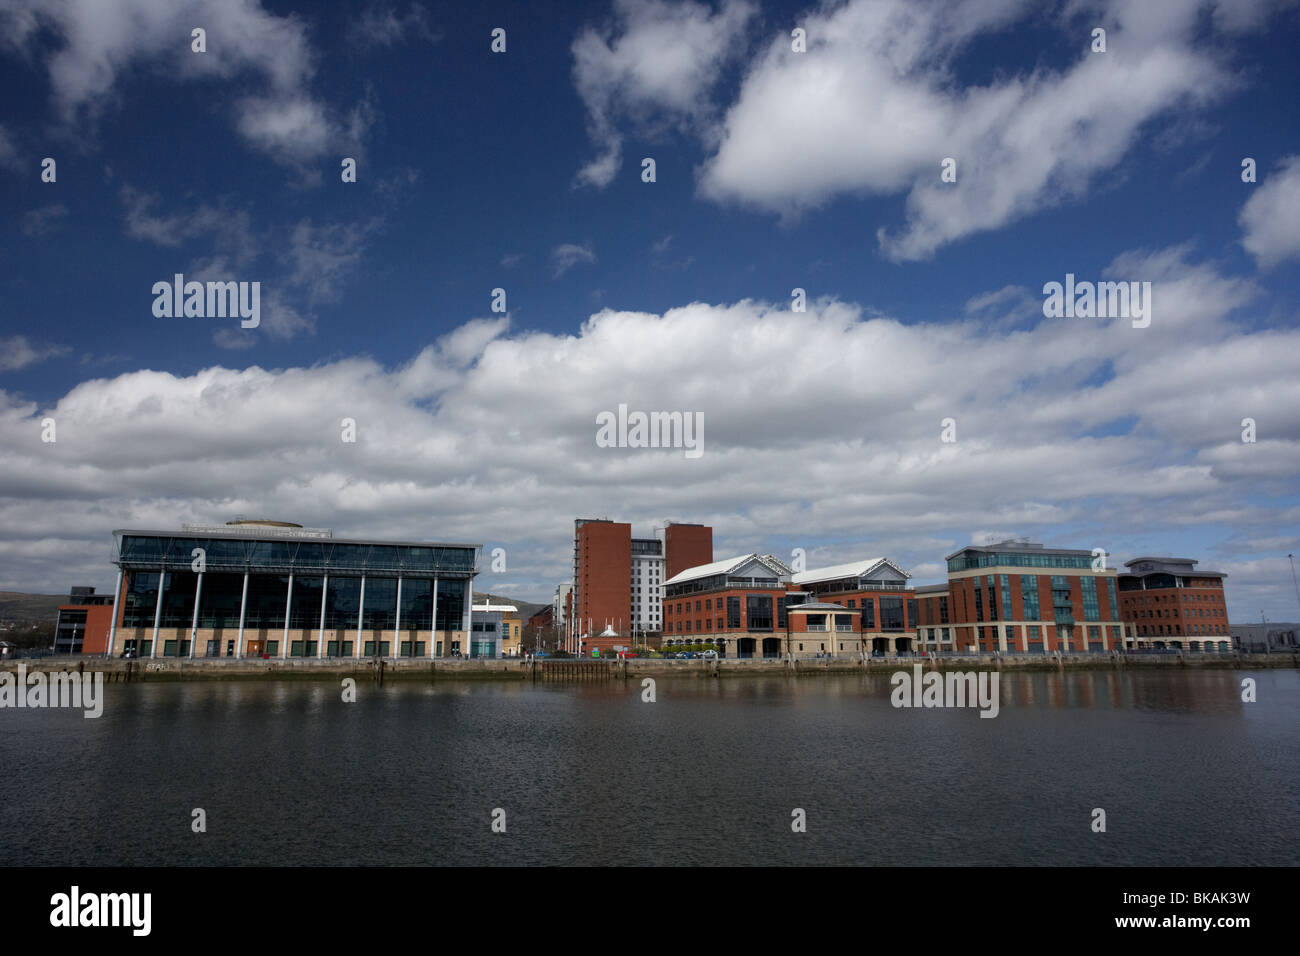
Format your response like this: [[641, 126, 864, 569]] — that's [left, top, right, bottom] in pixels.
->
[[662, 553, 795, 658], [914, 582, 955, 652], [790, 558, 919, 655], [945, 540, 1124, 653], [1117, 556, 1231, 652], [570, 519, 713, 656], [53, 586, 115, 655], [662, 553, 919, 658]]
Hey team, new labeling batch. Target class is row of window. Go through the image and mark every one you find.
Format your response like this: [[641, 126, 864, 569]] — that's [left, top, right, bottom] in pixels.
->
[[947, 552, 1098, 571], [119, 536, 476, 574], [120, 571, 469, 631]]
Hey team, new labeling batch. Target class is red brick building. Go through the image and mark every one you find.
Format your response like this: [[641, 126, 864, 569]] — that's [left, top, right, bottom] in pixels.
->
[[662, 553, 795, 657], [944, 540, 1124, 653], [570, 518, 715, 656], [573, 519, 631, 654], [664, 522, 712, 579], [54, 586, 115, 655], [791, 558, 919, 654], [914, 582, 954, 652], [1117, 557, 1230, 651]]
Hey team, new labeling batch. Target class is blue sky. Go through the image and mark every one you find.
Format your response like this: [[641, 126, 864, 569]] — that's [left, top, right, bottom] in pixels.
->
[[2, 0, 1299, 623]]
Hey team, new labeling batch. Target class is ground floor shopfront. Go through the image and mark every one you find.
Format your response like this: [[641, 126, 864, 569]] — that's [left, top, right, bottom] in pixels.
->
[[660, 631, 918, 658], [111, 625, 476, 659], [107, 568, 483, 659]]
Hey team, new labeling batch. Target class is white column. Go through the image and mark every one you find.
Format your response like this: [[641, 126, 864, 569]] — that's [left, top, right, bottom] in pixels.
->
[[395, 576, 403, 659], [355, 575, 366, 659], [317, 574, 328, 658], [236, 572, 248, 659], [188, 571, 204, 659], [106, 568, 123, 659], [281, 573, 293, 658], [465, 576, 474, 656], [429, 576, 439, 658], [150, 570, 166, 658]]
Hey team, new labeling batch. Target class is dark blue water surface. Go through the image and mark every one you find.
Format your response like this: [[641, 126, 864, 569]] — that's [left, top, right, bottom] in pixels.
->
[[1, 669, 1295, 865]]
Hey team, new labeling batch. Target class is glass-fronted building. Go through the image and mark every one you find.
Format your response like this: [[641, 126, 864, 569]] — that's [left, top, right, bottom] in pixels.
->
[[105, 521, 481, 659], [944, 540, 1124, 653]]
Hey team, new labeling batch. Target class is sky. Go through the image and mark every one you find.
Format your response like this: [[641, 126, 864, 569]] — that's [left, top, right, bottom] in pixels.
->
[[1, 0, 1299, 624]]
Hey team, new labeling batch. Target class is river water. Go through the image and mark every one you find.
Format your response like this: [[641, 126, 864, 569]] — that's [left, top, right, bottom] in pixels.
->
[[1, 669, 1295, 866]]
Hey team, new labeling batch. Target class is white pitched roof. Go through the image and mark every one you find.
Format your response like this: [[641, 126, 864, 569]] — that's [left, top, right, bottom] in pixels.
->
[[664, 553, 789, 587], [792, 557, 910, 586]]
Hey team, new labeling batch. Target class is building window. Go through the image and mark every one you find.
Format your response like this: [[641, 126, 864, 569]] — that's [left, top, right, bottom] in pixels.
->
[[726, 597, 740, 629], [880, 597, 904, 631], [861, 599, 874, 629], [747, 595, 773, 631], [1021, 575, 1040, 620], [1081, 576, 1101, 622]]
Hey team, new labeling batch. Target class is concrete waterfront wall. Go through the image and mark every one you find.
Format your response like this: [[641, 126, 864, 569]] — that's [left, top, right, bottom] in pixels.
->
[[1, 652, 1295, 683]]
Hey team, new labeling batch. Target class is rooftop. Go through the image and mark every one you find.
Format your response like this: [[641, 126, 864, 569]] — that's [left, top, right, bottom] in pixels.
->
[[792, 557, 910, 586], [664, 553, 790, 587]]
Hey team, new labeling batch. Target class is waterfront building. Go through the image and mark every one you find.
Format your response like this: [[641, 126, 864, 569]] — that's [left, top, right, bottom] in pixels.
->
[[914, 582, 955, 652], [662, 552, 924, 658], [552, 582, 571, 640], [471, 601, 517, 658], [570, 518, 712, 655], [944, 540, 1124, 653], [791, 558, 918, 655], [1118, 557, 1231, 652], [105, 520, 480, 659], [501, 609, 523, 657], [1230, 622, 1299, 653], [662, 553, 794, 658], [54, 586, 115, 655]]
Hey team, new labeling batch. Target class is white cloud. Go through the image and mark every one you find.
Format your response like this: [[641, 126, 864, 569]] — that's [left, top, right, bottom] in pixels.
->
[[347, 3, 439, 49], [1239, 154, 1300, 269], [20, 203, 68, 236], [572, 0, 755, 188], [551, 242, 597, 277], [0, 124, 21, 171], [0, 0, 360, 170], [0, 336, 70, 371], [286, 218, 380, 303], [1, 245, 1297, 617], [691, 0, 1243, 257]]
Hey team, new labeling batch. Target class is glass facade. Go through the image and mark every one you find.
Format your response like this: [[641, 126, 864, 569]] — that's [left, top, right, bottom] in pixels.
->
[[861, 598, 874, 629], [1081, 576, 1101, 621], [1000, 575, 1013, 619], [117, 534, 477, 576], [1021, 575, 1040, 620], [747, 595, 773, 631], [880, 597, 904, 630], [948, 550, 1096, 572], [726, 596, 741, 629]]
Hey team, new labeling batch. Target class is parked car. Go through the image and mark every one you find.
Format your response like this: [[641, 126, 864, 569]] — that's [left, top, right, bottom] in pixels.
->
[[702, 649, 718, 659]]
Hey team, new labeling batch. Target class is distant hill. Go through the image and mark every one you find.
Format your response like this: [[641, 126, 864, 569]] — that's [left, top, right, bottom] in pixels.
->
[[477, 592, 549, 621], [0, 591, 66, 627]]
